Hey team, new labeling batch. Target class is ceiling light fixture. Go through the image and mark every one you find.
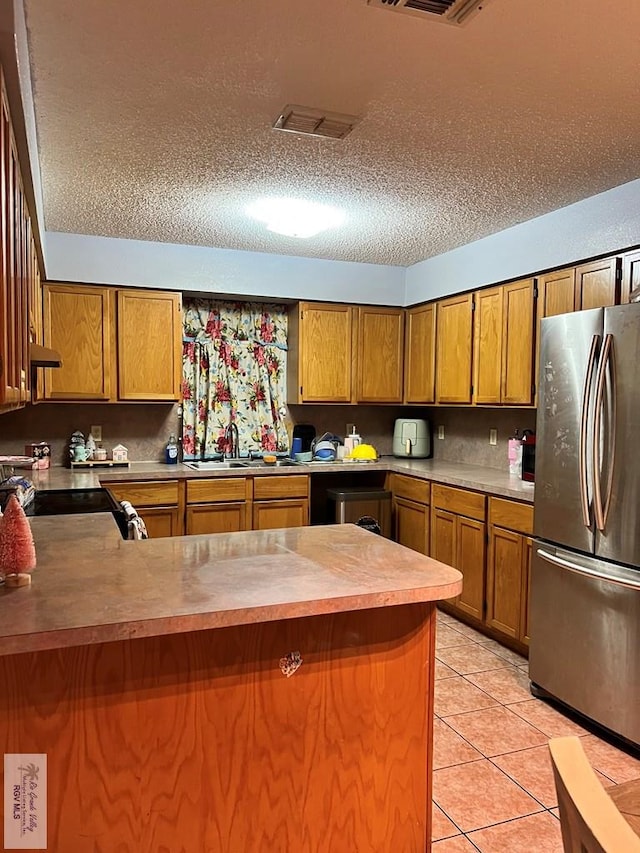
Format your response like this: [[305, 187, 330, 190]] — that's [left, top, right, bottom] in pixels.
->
[[246, 198, 345, 238]]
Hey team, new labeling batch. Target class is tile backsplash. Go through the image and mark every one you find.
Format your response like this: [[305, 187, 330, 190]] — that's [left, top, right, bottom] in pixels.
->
[[1, 401, 536, 472], [0, 403, 181, 465]]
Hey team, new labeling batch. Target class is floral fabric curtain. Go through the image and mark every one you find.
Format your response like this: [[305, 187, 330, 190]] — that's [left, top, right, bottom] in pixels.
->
[[181, 299, 288, 459]]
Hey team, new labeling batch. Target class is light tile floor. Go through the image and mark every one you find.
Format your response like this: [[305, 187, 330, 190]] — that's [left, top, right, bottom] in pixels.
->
[[431, 609, 640, 852]]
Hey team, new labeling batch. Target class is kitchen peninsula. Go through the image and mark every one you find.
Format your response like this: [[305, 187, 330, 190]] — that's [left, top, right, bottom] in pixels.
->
[[0, 514, 461, 852]]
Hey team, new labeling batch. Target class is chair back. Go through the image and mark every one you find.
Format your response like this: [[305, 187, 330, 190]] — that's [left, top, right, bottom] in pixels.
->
[[549, 736, 640, 853]]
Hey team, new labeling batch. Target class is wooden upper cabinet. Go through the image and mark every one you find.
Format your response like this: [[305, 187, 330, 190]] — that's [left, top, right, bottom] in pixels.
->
[[117, 289, 182, 401], [43, 284, 181, 402], [473, 287, 503, 404], [43, 284, 114, 400], [355, 306, 404, 403], [288, 302, 352, 403], [575, 257, 620, 310], [501, 278, 535, 405], [0, 83, 32, 412], [435, 293, 473, 404], [537, 267, 576, 319], [620, 249, 640, 303], [404, 303, 436, 404]]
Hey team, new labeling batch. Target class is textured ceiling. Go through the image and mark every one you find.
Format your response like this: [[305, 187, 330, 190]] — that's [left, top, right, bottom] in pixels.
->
[[23, 0, 640, 267]]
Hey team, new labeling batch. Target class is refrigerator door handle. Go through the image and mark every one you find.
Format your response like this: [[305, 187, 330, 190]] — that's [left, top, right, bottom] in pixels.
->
[[593, 333, 615, 532], [537, 547, 640, 590], [579, 334, 600, 529]]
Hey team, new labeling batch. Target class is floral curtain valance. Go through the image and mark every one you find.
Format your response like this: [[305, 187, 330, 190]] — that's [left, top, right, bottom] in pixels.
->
[[181, 299, 288, 460]]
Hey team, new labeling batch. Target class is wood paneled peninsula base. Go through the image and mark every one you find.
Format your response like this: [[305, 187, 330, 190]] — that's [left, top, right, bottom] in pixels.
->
[[0, 520, 461, 852]]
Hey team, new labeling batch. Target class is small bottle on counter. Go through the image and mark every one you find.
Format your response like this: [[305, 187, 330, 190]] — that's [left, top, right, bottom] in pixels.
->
[[165, 434, 179, 464]]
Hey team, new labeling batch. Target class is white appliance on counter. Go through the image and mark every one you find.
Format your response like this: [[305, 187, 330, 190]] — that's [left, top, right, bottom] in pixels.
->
[[392, 418, 431, 458]]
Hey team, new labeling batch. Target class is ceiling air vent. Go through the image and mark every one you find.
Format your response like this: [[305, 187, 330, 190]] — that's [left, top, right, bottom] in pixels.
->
[[366, 0, 492, 25], [272, 105, 360, 140]]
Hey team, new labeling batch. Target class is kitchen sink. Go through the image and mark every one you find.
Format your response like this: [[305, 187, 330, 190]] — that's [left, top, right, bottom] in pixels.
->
[[183, 460, 249, 470]]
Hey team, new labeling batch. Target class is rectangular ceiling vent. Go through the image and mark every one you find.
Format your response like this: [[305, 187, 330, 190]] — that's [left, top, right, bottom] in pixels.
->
[[273, 105, 360, 140], [366, 0, 492, 25]]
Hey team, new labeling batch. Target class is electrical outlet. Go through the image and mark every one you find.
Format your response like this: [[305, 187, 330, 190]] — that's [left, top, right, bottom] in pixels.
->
[[346, 423, 356, 436], [489, 429, 498, 446], [91, 425, 102, 442], [437, 425, 445, 440]]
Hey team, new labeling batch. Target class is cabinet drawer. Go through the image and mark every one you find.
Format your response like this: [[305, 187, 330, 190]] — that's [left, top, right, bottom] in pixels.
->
[[253, 475, 309, 500], [431, 484, 485, 521], [106, 480, 180, 507], [391, 474, 430, 504], [187, 477, 250, 504], [489, 497, 533, 535]]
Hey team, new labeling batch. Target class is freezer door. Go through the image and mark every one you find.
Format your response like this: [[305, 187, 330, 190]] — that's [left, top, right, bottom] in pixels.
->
[[596, 304, 640, 568], [534, 309, 602, 553], [529, 543, 640, 746]]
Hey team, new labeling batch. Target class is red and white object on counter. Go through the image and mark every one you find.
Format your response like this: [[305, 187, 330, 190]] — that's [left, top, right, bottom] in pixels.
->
[[24, 443, 51, 470]]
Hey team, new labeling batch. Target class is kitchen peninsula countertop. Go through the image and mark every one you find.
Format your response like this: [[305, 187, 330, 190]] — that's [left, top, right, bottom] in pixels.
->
[[26, 457, 535, 501], [0, 516, 462, 657]]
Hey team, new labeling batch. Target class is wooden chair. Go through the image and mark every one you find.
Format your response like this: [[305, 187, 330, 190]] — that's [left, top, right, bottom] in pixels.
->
[[549, 736, 640, 853]]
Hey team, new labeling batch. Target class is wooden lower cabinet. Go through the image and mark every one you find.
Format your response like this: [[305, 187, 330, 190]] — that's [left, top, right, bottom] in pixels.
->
[[486, 497, 534, 647], [252, 474, 310, 530], [105, 479, 185, 538], [431, 485, 486, 622], [390, 473, 431, 555], [252, 499, 309, 530], [140, 507, 183, 538], [185, 477, 251, 535], [394, 497, 429, 554]]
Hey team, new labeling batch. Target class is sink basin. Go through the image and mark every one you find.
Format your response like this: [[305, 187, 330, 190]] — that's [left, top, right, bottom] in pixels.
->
[[183, 460, 249, 470]]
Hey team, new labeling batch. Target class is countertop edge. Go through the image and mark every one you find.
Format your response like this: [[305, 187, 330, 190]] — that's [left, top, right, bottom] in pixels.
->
[[0, 578, 463, 658], [28, 459, 535, 502]]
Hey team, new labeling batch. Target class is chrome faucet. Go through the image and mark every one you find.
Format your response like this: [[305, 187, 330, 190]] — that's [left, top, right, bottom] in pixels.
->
[[224, 421, 240, 459]]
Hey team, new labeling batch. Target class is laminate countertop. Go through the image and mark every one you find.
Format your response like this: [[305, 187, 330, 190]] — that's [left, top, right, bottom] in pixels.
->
[[25, 457, 535, 502], [0, 517, 462, 658]]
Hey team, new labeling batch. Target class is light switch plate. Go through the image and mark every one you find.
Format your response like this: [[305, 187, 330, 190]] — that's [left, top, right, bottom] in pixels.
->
[[437, 425, 445, 440], [489, 429, 497, 445], [91, 425, 102, 442]]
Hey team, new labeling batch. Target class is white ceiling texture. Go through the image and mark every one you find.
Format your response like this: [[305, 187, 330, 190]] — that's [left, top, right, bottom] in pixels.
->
[[23, 0, 640, 268]]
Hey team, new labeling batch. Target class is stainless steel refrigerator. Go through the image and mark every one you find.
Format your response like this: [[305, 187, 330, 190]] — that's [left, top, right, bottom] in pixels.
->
[[530, 303, 640, 747]]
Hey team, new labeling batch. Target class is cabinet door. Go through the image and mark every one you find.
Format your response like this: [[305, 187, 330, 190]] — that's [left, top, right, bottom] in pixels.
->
[[355, 306, 404, 403], [394, 497, 429, 555], [486, 526, 523, 640], [139, 507, 183, 538], [430, 507, 456, 568], [404, 304, 435, 404], [520, 536, 533, 646], [620, 249, 640, 304], [473, 287, 503, 404], [501, 278, 535, 405], [186, 502, 249, 535], [117, 289, 182, 401], [295, 303, 352, 403], [0, 107, 27, 409], [435, 293, 473, 404], [43, 284, 114, 400], [253, 499, 309, 530], [537, 268, 576, 320], [575, 257, 620, 310], [456, 516, 485, 621]]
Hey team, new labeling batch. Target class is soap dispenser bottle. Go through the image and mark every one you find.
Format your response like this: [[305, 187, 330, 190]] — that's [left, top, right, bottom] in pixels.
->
[[165, 434, 179, 464]]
